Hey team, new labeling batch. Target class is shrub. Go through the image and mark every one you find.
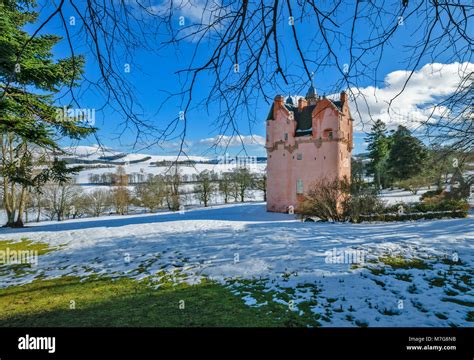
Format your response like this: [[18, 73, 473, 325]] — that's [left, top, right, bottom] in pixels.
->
[[300, 179, 385, 222], [420, 188, 444, 201], [301, 180, 469, 223], [299, 178, 350, 221], [358, 210, 467, 222], [344, 191, 386, 223], [397, 176, 429, 195]]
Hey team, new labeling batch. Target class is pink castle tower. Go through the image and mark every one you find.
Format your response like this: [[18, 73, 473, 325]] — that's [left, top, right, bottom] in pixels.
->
[[265, 82, 353, 213]]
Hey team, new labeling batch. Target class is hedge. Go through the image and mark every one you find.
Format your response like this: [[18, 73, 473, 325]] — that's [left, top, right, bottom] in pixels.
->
[[355, 209, 468, 223]]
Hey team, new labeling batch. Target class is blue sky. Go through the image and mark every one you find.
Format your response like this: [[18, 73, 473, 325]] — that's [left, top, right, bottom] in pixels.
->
[[32, 1, 471, 157]]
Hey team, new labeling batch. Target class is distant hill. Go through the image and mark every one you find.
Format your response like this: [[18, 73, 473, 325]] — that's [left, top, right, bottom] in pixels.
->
[[60, 145, 215, 166]]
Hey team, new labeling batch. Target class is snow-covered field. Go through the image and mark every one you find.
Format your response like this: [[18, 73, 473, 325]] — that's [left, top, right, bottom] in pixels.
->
[[0, 202, 472, 327], [0, 187, 429, 226], [378, 188, 429, 205]]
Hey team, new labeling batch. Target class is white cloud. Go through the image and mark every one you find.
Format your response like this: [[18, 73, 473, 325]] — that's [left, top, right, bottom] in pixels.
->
[[198, 134, 265, 147], [148, 0, 226, 41], [348, 62, 473, 131]]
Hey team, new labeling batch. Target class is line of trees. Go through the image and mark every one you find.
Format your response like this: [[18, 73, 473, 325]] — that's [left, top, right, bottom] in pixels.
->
[[133, 166, 266, 212], [0, 165, 267, 224], [364, 120, 473, 196]]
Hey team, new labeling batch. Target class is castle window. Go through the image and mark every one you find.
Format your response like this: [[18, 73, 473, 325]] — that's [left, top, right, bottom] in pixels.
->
[[296, 179, 304, 194], [297, 153, 302, 160], [284, 133, 288, 141], [323, 129, 333, 139]]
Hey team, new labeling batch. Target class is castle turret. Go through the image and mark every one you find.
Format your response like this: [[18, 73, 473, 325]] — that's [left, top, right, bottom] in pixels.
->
[[305, 76, 318, 105], [298, 97, 307, 111], [340, 91, 347, 105]]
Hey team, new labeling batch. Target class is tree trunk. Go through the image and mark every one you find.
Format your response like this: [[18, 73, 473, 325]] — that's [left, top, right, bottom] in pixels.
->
[[14, 186, 28, 227], [36, 203, 41, 222], [2, 133, 17, 227]]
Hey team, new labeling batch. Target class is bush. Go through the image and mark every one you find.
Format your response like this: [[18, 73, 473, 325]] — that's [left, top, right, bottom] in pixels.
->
[[358, 210, 467, 222], [344, 191, 386, 223], [299, 178, 349, 221], [300, 179, 385, 222], [384, 199, 469, 214], [421, 185, 470, 204], [396, 176, 429, 195], [420, 188, 444, 201], [300, 179, 469, 223], [358, 199, 469, 222]]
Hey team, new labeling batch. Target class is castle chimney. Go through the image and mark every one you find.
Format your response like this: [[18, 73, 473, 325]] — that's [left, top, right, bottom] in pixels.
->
[[274, 95, 285, 107], [340, 91, 347, 104]]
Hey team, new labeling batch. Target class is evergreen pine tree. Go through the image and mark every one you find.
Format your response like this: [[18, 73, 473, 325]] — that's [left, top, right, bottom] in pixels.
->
[[387, 125, 427, 181], [0, 0, 95, 226], [366, 119, 390, 189]]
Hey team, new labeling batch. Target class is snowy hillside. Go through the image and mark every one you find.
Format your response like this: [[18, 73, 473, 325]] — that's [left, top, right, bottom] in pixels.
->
[[60, 145, 266, 185], [62, 145, 211, 163]]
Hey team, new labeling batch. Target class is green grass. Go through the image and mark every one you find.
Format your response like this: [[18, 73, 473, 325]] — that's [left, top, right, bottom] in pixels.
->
[[429, 277, 446, 287], [355, 319, 369, 327], [467, 311, 474, 322], [444, 289, 458, 296], [441, 258, 463, 266], [452, 283, 470, 293], [368, 267, 386, 276], [380, 308, 400, 316], [372, 278, 386, 287], [0, 238, 57, 255], [441, 298, 474, 308], [379, 255, 430, 270], [394, 273, 413, 282], [435, 312, 448, 320], [0, 275, 321, 327], [226, 279, 322, 327]]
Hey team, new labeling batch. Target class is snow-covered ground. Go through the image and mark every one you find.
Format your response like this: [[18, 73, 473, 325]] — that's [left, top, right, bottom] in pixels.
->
[[0, 202, 472, 327], [0, 187, 427, 226], [379, 188, 429, 205]]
